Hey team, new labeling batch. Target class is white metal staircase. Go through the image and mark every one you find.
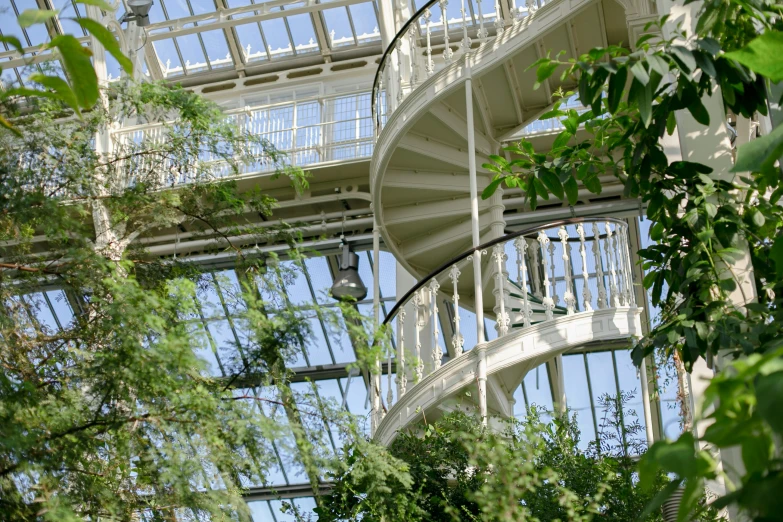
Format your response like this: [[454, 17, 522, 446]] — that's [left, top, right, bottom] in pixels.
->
[[369, 0, 646, 443]]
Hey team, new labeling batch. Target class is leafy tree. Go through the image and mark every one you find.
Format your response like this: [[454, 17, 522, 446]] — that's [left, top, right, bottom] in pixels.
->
[[481, 0, 783, 518], [318, 393, 716, 521], [0, 65, 368, 518]]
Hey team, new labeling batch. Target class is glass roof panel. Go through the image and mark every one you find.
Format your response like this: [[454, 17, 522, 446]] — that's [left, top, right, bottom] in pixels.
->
[[321, 7, 355, 48], [260, 17, 294, 59], [348, 3, 380, 45], [199, 29, 234, 69], [233, 21, 268, 63], [285, 12, 319, 54], [152, 38, 185, 77], [57, 1, 88, 37], [174, 32, 209, 74]]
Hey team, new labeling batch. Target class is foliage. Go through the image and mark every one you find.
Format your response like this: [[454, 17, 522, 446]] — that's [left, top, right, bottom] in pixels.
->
[[0, 1, 131, 132], [319, 393, 717, 521], [0, 73, 365, 520], [481, 0, 783, 518]]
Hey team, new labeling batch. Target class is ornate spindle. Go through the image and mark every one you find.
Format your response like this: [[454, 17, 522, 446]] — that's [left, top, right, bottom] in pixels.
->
[[492, 244, 510, 336], [449, 264, 464, 356], [476, 0, 488, 40], [527, 0, 539, 13], [386, 341, 393, 410], [395, 39, 404, 107], [529, 238, 542, 299], [430, 279, 442, 370], [576, 223, 593, 311], [548, 240, 558, 307], [537, 230, 554, 320], [558, 227, 576, 315], [397, 308, 407, 396], [424, 8, 434, 76], [591, 222, 608, 309], [611, 223, 626, 306], [494, 0, 505, 34], [514, 237, 531, 327], [408, 26, 419, 87], [621, 224, 636, 306], [439, 0, 454, 63], [412, 289, 424, 382], [604, 222, 620, 307], [459, 0, 471, 55]]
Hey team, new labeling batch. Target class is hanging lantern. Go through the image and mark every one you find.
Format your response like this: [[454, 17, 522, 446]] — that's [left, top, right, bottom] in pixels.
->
[[330, 242, 367, 301]]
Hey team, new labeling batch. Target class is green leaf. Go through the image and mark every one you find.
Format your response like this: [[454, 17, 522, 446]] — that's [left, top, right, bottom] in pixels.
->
[[539, 170, 564, 200], [552, 130, 572, 149], [686, 98, 710, 126], [0, 35, 24, 54], [630, 60, 650, 86], [756, 371, 783, 433], [732, 122, 783, 173], [76, 0, 115, 9], [666, 111, 676, 135], [563, 175, 578, 205], [770, 235, 783, 274], [630, 78, 652, 128], [49, 35, 98, 110], [532, 177, 549, 200], [0, 113, 20, 136], [77, 18, 133, 74], [647, 54, 669, 77], [607, 67, 627, 113], [535, 61, 559, 87], [670, 46, 696, 73], [724, 31, 783, 82], [27, 73, 81, 115], [482, 177, 505, 200], [18, 9, 58, 28]]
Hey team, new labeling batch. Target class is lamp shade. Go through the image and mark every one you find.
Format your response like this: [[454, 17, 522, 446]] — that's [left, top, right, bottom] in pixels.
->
[[330, 243, 367, 301]]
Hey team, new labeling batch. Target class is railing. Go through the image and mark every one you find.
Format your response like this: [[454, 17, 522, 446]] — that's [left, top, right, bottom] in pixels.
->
[[111, 92, 374, 185], [379, 218, 636, 414], [371, 0, 548, 135]]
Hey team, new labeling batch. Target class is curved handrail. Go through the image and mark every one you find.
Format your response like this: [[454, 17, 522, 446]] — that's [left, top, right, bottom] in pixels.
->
[[370, 0, 439, 131], [383, 216, 628, 325]]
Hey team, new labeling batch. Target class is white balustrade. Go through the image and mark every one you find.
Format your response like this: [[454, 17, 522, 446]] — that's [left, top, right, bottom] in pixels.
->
[[372, 0, 556, 133], [377, 219, 637, 420]]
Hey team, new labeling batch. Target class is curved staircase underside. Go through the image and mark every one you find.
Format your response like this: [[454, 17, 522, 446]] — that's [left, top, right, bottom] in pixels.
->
[[375, 306, 643, 446], [373, 0, 633, 281]]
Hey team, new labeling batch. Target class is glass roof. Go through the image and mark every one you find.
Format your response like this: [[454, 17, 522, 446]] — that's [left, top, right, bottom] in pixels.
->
[[139, 0, 382, 80]]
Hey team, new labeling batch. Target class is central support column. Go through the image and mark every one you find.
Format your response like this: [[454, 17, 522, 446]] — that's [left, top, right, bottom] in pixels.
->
[[465, 55, 488, 423]]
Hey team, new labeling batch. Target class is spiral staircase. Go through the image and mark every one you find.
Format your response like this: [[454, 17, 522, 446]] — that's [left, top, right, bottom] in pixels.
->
[[370, 0, 649, 444]]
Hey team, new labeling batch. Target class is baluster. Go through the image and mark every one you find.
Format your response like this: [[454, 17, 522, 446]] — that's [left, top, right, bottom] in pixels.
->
[[386, 338, 393, 410], [449, 264, 464, 356], [529, 238, 542, 299], [526, 0, 539, 13], [514, 237, 531, 327], [591, 222, 608, 309], [576, 224, 593, 312], [412, 289, 424, 382], [492, 244, 510, 336], [424, 8, 434, 76], [494, 0, 505, 34], [476, 0, 488, 40], [439, 0, 454, 63], [397, 308, 407, 397], [611, 223, 626, 306], [537, 230, 554, 320], [558, 227, 576, 315], [621, 224, 636, 306], [459, 0, 471, 55], [604, 222, 620, 307], [548, 240, 558, 307], [395, 39, 404, 107], [408, 26, 419, 87], [430, 279, 442, 370]]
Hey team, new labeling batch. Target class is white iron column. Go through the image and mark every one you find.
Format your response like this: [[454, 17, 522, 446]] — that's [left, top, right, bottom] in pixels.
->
[[370, 223, 382, 434], [465, 55, 488, 423]]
